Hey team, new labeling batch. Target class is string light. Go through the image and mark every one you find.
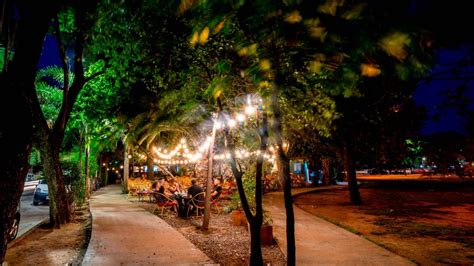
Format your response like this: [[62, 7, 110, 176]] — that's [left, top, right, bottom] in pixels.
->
[[146, 95, 288, 166]]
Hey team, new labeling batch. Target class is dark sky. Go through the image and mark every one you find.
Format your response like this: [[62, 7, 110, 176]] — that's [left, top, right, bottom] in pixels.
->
[[413, 47, 474, 135], [38, 35, 61, 68]]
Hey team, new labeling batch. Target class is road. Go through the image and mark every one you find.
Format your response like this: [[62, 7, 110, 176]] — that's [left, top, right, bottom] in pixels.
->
[[16, 185, 49, 239]]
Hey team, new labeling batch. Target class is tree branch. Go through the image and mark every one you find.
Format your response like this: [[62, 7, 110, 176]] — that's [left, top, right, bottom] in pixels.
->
[[85, 70, 105, 82]]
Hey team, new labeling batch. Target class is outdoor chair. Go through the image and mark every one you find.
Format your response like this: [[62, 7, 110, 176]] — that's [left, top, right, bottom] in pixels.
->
[[154, 192, 178, 215], [127, 187, 138, 200], [211, 193, 222, 215], [186, 192, 206, 217]]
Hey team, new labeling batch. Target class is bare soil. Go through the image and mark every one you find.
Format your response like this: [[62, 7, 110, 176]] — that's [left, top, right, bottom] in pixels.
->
[[4, 205, 91, 265], [137, 201, 286, 265], [294, 180, 474, 265]]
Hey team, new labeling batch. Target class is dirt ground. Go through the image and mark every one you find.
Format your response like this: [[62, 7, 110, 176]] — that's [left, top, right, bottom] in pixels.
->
[[137, 201, 286, 265], [4, 205, 91, 266], [294, 180, 474, 265]]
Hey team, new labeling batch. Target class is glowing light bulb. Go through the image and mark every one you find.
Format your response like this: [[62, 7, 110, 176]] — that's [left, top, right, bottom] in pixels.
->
[[228, 119, 237, 128], [245, 105, 256, 115], [236, 113, 245, 122]]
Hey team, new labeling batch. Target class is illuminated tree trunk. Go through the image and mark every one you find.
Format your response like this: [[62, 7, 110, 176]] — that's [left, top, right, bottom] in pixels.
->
[[147, 148, 154, 180], [219, 98, 265, 264], [202, 122, 216, 231], [38, 137, 71, 227], [84, 132, 90, 197], [123, 149, 130, 193]]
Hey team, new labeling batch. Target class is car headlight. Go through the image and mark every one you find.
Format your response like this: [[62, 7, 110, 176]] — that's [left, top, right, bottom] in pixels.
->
[[36, 187, 41, 193]]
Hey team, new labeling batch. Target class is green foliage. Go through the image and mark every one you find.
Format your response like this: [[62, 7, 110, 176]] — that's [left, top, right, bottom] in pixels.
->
[[35, 66, 75, 125], [29, 149, 42, 167], [402, 139, 424, 168], [0, 47, 14, 71], [58, 8, 76, 34], [227, 166, 257, 213]]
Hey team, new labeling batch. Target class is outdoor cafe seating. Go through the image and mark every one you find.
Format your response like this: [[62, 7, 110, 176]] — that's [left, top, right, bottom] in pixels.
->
[[154, 192, 178, 215], [186, 192, 206, 217]]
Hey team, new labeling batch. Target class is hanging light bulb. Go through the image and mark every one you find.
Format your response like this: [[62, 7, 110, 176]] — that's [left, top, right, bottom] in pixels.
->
[[245, 105, 256, 115], [236, 113, 245, 122], [228, 119, 237, 128]]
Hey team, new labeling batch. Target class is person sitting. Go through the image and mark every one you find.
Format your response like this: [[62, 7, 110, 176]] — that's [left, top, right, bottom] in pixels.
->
[[153, 178, 178, 212], [167, 178, 181, 194], [210, 178, 222, 201], [151, 181, 160, 192], [187, 179, 204, 198], [186, 179, 204, 216]]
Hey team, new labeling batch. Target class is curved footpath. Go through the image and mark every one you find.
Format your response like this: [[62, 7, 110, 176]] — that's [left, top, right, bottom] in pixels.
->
[[83, 184, 212, 265], [263, 187, 413, 265]]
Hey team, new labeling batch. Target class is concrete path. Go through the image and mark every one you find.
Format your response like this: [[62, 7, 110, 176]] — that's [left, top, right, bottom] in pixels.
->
[[263, 188, 413, 265], [83, 185, 212, 265]]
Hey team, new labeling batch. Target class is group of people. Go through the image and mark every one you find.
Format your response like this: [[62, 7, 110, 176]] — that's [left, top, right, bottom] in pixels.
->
[[151, 177, 222, 216]]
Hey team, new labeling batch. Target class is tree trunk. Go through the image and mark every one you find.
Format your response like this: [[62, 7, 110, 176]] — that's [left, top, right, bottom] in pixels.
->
[[123, 149, 129, 193], [146, 149, 154, 180], [39, 139, 70, 227], [103, 157, 109, 186], [272, 72, 296, 266], [98, 154, 103, 188], [343, 142, 362, 205], [202, 122, 216, 231], [249, 221, 263, 263], [321, 158, 330, 186], [0, 1, 60, 261], [278, 152, 296, 265], [84, 140, 90, 198], [218, 97, 264, 265], [78, 131, 83, 178]]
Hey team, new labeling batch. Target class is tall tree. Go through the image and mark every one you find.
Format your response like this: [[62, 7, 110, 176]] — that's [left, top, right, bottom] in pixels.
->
[[0, 1, 60, 262], [30, 2, 100, 227]]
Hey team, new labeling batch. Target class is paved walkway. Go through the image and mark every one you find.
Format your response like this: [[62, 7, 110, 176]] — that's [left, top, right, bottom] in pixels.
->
[[83, 185, 212, 265], [263, 187, 413, 265]]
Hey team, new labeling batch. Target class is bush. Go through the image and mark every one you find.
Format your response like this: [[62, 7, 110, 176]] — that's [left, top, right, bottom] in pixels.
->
[[61, 161, 85, 206]]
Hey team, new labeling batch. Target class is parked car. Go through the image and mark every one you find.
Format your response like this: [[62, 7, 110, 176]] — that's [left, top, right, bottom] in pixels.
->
[[8, 202, 21, 242], [25, 173, 39, 187], [33, 179, 49, 206]]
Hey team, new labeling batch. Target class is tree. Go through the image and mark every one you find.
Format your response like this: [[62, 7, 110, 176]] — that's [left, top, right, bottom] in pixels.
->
[[29, 2, 101, 227], [0, 1, 60, 262]]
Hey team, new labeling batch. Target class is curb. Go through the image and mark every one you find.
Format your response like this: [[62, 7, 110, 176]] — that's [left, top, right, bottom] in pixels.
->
[[8, 217, 49, 247]]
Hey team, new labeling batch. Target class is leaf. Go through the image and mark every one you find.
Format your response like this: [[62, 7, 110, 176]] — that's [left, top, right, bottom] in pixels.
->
[[259, 59, 271, 71], [308, 61, 323, 73], [199, 27, 210, 44], [341, 3, 366, 20], [318, 0, 344, 16], [360, 63, 381, 77], [379, 32, 411, 61], [190, 31, 199, 46], [285, 11, 302, 24], [213, 20, 225, 34]]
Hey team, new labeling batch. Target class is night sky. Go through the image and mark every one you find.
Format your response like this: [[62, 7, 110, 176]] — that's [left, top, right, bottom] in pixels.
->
[[414, 47, 474, 135]]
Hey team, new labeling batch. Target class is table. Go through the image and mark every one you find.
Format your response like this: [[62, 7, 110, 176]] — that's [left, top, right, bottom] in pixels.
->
[[137, 191, 153, 203], [175, 193, 191, 218]]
